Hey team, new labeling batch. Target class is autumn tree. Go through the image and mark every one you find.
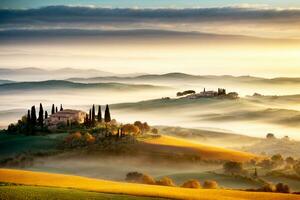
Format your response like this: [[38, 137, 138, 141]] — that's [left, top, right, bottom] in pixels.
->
[[60, 104, 63, 111], [45, 111, 48, 119], [122, 124, 139, 135]]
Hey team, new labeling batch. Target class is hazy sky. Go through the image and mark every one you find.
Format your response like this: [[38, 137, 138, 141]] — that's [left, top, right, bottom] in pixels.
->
[[1, 1, 300, 77], [1, 0, 300, 9]]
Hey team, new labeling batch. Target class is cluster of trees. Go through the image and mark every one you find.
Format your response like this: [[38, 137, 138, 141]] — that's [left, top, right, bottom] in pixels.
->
[[84, 104, 111, 127], [125, 172, 218, 189], [176, 90, 196, 97], [7, 103, 62, 135]]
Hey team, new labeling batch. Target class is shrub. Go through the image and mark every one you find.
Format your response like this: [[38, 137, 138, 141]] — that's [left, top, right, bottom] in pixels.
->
[[83, 133, 95, 144], [203, 180, 218, 189], [223, 161, 243, 174], [141, 174, 156, 185], [156, 177, 176, 187], [259, 184, 277, 192], [125, 172, 155, 185], [276, 183, 290, 193], [181, 179, 201, 189]]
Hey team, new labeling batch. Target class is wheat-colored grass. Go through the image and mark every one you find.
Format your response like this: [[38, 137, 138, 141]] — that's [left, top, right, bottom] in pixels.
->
[[143, 135, 259, 162], [1, 169, 299, 200]]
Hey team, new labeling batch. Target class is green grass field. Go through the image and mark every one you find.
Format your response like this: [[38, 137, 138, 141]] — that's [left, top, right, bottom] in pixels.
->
[[0, 185, 168, 200], [0, 133, 66, 160], [161, 171, 263, 189]]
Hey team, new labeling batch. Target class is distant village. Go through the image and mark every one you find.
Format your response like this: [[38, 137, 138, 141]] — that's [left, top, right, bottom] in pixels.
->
[[176, 88, 239, 99]]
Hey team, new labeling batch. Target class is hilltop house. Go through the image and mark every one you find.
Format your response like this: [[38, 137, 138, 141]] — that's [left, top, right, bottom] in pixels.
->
[[45, 109, 86, 129]]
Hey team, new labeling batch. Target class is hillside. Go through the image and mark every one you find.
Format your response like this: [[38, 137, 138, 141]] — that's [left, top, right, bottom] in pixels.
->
[[0, 80, 169, 92], [141, 135, 259, 162], [0, 169, 299, 200]]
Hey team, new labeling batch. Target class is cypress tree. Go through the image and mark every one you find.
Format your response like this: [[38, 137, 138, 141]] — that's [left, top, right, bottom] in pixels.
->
[[30, 106, 37, 133], [38, 103, 44, 127], [97, 105, 102, 122], [89, 109, 91, 121], [45, 111, 48, 119], [60, 104, 63, 111], [56, 107, 58, 113], [84, 114, 89, 126], [104, 104, 111, 123], [51, 104, 55, 115], [92, 104, 96, 126], [26, 109, 31, 134]]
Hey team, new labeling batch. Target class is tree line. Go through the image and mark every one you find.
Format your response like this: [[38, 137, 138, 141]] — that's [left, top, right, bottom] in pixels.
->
[[83, 104, 111, 127]]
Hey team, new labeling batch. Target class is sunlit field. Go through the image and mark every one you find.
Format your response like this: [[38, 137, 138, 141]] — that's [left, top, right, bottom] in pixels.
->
[[1, 169, 299, 200], [142, 135, 259, 162]]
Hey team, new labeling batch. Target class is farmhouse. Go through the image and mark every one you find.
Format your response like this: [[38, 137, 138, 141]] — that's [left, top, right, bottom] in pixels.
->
[[45, 109, 86, 129]]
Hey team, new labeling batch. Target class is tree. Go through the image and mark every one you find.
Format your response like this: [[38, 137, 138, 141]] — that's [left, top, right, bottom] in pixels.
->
[[285, 157, 295, 165], [104, 104, 111, 122], [38, 103, 44, 127], [26, 109, 31, 134], [276, 183, 290, 193], [30, 106, 37, 133], [294, 162, 300, 176], [56, 107, 58, 113], [60, 104, 63, 111], [97, 105, 102, 122], [134, 121, 143, 133], [45, 111, 48, 119], [203, 180, 218, 189], [84, 114, 89, 127], [89, 109, 91, 123], [143, 122, 150, 133], [51, 104, 55, 115], [92, 104, 96, 126], [223, 161, 243, 174], [258, 159, 275, 170], [122, 124, 139, 135], [151, 128, 158, 134], [181, 180, 201, 189], [266, 133, 276, 140], [271, 154, 284, 166]]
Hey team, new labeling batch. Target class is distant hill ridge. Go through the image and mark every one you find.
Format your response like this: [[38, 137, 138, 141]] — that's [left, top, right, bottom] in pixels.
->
[[0, 80, 169, 91], [67, 72, 300, 85]]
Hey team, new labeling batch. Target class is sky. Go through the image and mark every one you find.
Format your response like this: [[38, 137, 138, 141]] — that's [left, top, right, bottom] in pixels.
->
[[1, 0, 300, 9], [0, 1, 300, 77]]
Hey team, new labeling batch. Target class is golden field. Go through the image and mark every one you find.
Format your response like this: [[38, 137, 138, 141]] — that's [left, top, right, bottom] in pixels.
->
[[1, 169, 299, 200], [142, 135, 259, 162]]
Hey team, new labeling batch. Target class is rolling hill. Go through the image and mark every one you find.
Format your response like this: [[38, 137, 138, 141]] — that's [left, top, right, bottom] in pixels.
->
[[67, 73, 300, 86], [0, 169, 299, 200], [0, 80, 169, 92], [140, 135, 259, 162]]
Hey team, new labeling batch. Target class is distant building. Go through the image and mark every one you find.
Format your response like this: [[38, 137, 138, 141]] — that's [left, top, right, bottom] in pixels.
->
[[45, 109, 86, 129]]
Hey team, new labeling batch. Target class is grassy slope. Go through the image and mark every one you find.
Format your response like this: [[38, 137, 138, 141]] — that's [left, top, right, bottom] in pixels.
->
[[0, 186, 165, 200], [0, 133, 66, 160], [142, 135, 259, 162], [1, 169, 299, 200]]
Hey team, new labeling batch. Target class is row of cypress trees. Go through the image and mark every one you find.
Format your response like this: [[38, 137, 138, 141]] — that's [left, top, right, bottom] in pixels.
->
[[26, 103, 63, 134], [84, 104, 111, 127]]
